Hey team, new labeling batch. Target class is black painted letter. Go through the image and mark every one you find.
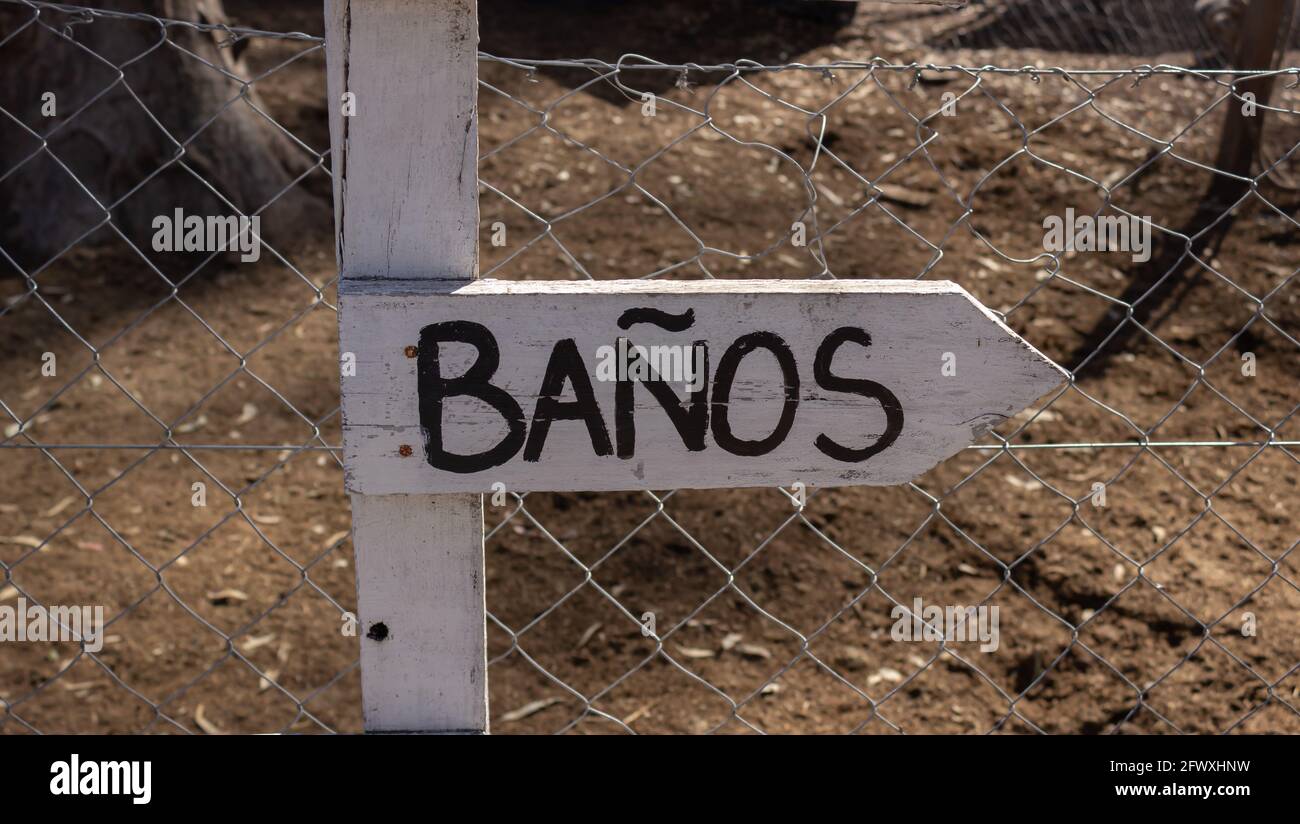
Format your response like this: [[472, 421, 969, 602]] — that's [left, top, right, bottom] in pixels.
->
[[524, 338, 613, 461], [813, 326, 903, 462], [615, 338, 710, 458], [711, 332, 799, 456], [417, 321, 526, 473]]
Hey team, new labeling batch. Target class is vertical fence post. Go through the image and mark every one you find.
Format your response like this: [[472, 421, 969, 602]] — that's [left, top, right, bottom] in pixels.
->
[[324, 0, 487, 733], [1209, 0, 1292, 202]]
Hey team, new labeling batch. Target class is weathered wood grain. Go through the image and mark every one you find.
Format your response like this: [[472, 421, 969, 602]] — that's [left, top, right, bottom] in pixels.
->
[[325, 0, 478, 283], [326, 0, 487, 734], [350, 493, 487, 732], [340, 278, 1066, 494]]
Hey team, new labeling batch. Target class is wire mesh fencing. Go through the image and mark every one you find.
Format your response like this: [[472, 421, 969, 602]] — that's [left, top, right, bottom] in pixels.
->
[[2, 0, 1299, 733], [0, 1, 353, 734]]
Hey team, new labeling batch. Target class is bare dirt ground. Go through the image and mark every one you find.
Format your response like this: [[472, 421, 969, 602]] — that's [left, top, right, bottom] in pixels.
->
[[1, 1, 1298, 734]]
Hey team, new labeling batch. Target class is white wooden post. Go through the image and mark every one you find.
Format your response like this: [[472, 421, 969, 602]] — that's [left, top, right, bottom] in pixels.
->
[[325, 0, 487, 733]]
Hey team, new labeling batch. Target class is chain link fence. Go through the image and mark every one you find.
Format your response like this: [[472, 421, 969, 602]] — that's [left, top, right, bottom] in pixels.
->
[[2, 0, 1298, 733]]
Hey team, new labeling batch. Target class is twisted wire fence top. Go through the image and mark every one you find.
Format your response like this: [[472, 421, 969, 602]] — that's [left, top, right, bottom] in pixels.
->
[[0, 0, 1297, 733]]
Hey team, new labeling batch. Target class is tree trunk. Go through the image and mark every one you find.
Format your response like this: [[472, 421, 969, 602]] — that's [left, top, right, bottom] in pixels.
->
[[0, 0, 326, 275]]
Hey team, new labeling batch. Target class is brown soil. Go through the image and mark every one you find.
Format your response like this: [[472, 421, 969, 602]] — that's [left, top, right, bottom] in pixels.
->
[[1, 1, 1297, 734]]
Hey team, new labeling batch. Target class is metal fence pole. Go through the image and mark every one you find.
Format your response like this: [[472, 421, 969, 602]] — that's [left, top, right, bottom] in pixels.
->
[[324, 0, 487, 733]]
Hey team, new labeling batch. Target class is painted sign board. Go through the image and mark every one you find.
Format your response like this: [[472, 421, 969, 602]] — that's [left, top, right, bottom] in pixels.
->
[[339, 279, 1065, 494]]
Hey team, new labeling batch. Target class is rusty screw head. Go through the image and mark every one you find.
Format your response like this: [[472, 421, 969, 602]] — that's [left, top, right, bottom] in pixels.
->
[[398, 444, 413, 457], [404, 345, 418, 358]]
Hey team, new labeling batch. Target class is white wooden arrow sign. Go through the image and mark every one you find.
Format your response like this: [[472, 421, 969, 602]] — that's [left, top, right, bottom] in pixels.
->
[[340, 278, 1065, 493]]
